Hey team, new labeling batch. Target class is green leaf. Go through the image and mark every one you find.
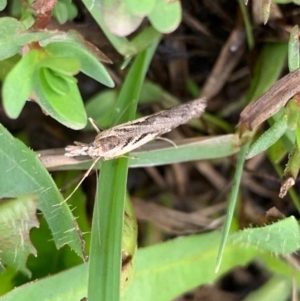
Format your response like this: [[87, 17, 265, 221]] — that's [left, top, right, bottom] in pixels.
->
[[148, 0, 182, 33], [0, 0, 7, 11], [0, 17, 25, 60], [33, 66, 87, 129], [2, 50, 39, 119], [0, 232, 261, 301], [125, 0, 155, 15], [38, 56, 81, 76], [45, 42, 114, 87], [41, 67, 71, 95], [53, 1, 69, 24], [0, 125, 84, 258], [229, 217, 300, 255], [81, 0, 138, 56], [247, 114, 288, 159], [246, 43, 288, 103], [101, 0, 144, 36], [0, 54, 20, 81], [2, 230, 300, 301], [130, 26, 162, 54], [41, 135, 240, 171], [0, 195, 39, 277], [130, 135, 240, 167], [85, 90, 118, 129], [14, 31, 61, 47], [139, 80, 163, 103]]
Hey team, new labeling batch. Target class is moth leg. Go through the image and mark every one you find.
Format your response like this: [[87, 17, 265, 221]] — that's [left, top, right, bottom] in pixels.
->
[[156, 136, 178, 148], [61, 156, 101, 204], [88, 117, 102, 134]]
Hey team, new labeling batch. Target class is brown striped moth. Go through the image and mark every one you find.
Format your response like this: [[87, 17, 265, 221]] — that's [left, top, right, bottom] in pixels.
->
[[64, 98, 206, 201]]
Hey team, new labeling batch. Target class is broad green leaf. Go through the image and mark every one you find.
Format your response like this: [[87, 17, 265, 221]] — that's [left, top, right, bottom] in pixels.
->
[[45, 42, 114, 87], [101, 0, 144, 36], [0, 125, 84, 258], [229, 217, 300, 254], [53, 1, 69, 24], [148, 0, 182, 33], [2, 50, 39, 119], [14, 31, 60, 47], [81, 0, 138, 56], [38, 56, 81, 76], [0, 0, 7, 11], [33, 66, 87, 129], [125, 0, 155, 15], [0, 17, 25, 60], [0, 54, 20, 81], [41, 67, 71, 95], [0, 195, 39, 277], [0, 231, 280, 301]]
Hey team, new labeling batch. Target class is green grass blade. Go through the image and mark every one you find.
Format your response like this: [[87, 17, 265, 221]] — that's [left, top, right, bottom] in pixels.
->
[[87, 40, 160, 301], [238, 0, 254, 49], [40, 135, 240, 171], [215, 142, 250, 272], [130, 135, 240, 167]]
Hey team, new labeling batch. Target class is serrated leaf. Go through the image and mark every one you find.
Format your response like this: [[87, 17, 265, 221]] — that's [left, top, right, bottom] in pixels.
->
[[0, 231, 259, 301], [45, 42, 114, 87], [0, 195, 39, 277], [229, 217, 300, 255], [2, 50, 39, 119], [0, 17, 25, 60], [33, 67, 87, 129], [148, 0, 182, 33], [0, 124, 84, 258]]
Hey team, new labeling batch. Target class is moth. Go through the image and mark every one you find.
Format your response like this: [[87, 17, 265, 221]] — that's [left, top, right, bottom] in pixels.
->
[[65, 98, 206, 159], [64, 98, 206, 201]]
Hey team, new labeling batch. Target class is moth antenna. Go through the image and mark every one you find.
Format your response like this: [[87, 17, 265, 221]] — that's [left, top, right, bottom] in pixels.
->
[[62, 157, 101, 204], [88, 118, 101, 133], [156, 136, 178, 148]]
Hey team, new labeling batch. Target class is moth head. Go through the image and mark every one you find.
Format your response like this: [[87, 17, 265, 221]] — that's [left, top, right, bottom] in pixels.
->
[[86, 135, 121, 159]]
